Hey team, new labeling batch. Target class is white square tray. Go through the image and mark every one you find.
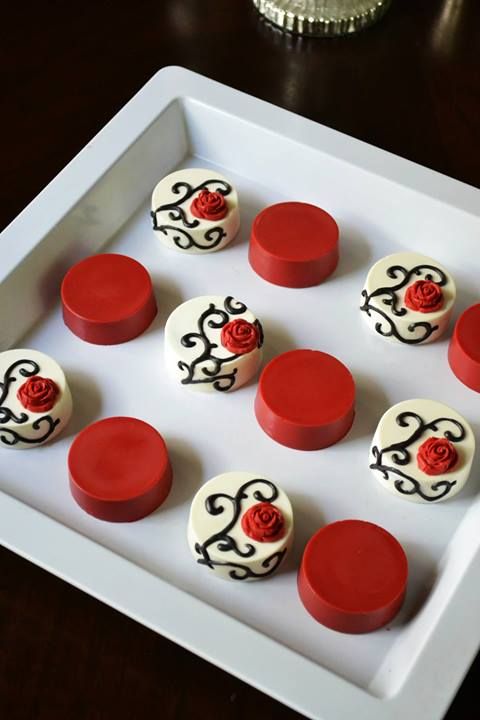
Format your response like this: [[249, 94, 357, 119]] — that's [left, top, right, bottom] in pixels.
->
[[1, 67, 479, 720]]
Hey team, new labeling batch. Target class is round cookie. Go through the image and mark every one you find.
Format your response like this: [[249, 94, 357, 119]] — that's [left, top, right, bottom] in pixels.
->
[[0, 349, 72, 449], [61, 253, 157, 345], [188, 471, 293, 581], [370, 398, 475, 503], [165, 295, 263, 393], [360, 252, 456, 345], [448, 303, 480, 392], [255, 350, 355, 450], [69, 417, 172, 522], [298, 520, 408, 633], [249, 202, 339, 287], [151, 168, 240, 253]]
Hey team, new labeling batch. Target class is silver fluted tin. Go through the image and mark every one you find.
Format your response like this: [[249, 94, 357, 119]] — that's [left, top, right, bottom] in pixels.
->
[[252, 0, 392, 37]]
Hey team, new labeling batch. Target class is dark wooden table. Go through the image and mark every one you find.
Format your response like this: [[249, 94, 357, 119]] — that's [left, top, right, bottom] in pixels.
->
[[2, 2, 479, 718]]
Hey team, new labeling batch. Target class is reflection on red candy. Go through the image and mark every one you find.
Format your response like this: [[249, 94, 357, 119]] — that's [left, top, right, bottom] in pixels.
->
[[298, 520, 408, 633]]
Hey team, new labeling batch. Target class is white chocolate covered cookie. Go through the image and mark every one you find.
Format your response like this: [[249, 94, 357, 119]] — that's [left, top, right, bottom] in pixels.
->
[[0, 349, 72, 449], [370, 398, 475, 503], [188, 472, 294, 581], [164, 295, 263, 393], [151, 168, 240, 253], [360, 252, 456, 345]]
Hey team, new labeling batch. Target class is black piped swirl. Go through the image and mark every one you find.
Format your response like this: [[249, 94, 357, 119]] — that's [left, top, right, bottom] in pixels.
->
[[194, 478, 286, 580], [178, 296, 263, 392], [360, 263, 448, 344], [370, 411, 465, 502], [151, 178, 232, 251], [0, 359, 60, 446]]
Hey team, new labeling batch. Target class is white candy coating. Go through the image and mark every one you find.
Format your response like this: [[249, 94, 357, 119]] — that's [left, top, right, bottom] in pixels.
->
[[370, 398, 475, 504], [187, 472, 294, 581], [151, 168, 240, 254], [360, 252, 456, 345], [0, 349, 72, 449], [164, 295, 263, 393]]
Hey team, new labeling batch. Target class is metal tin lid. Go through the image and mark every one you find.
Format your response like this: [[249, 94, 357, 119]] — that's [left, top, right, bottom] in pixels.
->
[[252, 0, 392, 37]]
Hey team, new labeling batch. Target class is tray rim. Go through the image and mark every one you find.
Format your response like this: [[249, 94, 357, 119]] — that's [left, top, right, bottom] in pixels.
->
[[1, 66, 479, 720]]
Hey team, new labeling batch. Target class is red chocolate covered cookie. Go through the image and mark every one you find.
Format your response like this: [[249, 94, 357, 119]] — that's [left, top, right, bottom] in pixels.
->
[[255, 349, 355, 450], [249, 202, 339, 288], [448, 303, 480, 392], [298, 520, 408, 633], [61, 254, 157, 345], [69, 417, 172, 522]]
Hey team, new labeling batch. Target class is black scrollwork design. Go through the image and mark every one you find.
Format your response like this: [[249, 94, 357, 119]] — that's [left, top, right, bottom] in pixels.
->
[[0, 359, 60, 447], [360, 264, 447, 344], [0, 416, 60, 447], [195, 478, 287, 580], [178, 296, 264, 392], [152, 224, 227, 251], [151, 178, 232, 251], [370, 411, 465, 502]]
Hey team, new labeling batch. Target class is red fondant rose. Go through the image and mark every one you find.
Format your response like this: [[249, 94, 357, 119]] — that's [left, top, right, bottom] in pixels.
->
[[404, 280, 444, 313], [17, 376, 59, 413], [241, 502, 285, 543], [221, 319, 259, 355], [190, 189, 227, 221], [417, 437, 458, 475]]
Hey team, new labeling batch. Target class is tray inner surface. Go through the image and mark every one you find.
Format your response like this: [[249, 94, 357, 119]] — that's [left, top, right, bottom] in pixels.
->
[[2, 99, 479, 697]]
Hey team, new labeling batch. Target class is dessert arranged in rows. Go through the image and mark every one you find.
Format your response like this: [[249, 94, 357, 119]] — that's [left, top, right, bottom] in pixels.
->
[[2, 165, 478, 638]]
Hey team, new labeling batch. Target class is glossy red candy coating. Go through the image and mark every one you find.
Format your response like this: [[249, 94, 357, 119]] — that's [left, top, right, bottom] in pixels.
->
[[249, 202, 339, 288], [298, 520, 408, 634], [448, 303, 480, 392], [69, 417, 172, 522], [61, 253, 157, 345], [255, 349, 355, 450]]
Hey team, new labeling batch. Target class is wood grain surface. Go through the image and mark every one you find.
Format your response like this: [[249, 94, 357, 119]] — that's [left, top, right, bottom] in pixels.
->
[[1, 1, 478, 718]]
